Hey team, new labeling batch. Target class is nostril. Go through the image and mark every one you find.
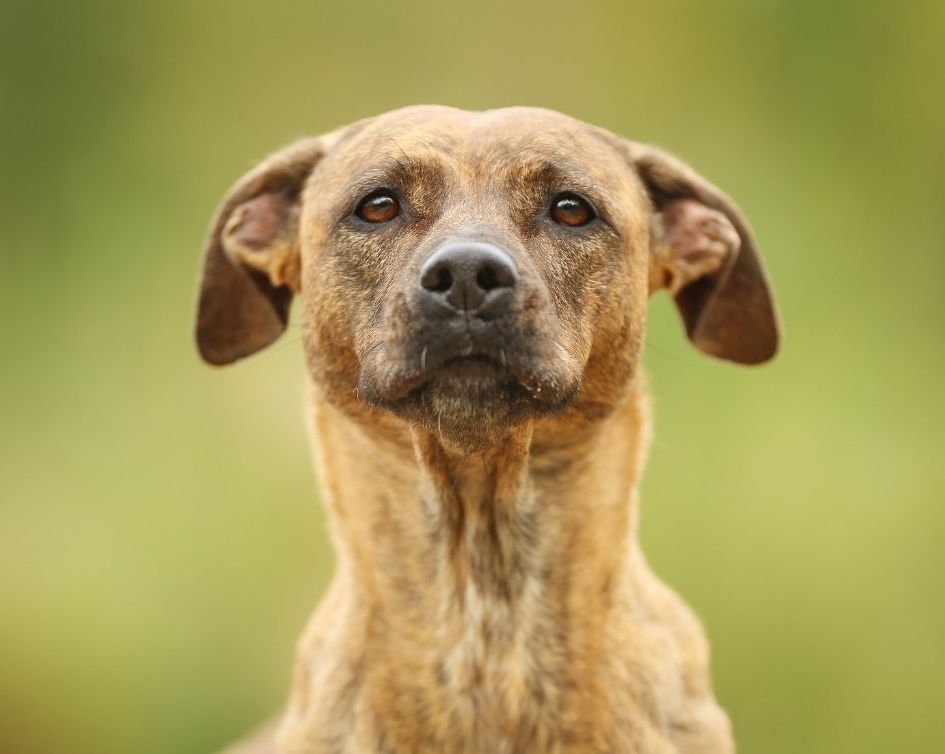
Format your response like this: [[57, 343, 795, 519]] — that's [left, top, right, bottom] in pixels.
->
[[421, 264, 453, 293], [477, 259, 516, 291], [477, 265, 499, 291], [433, 269, 452, 292]]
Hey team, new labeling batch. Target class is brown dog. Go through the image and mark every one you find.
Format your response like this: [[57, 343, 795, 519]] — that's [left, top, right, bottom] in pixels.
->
[[195, 106, 778, 754]]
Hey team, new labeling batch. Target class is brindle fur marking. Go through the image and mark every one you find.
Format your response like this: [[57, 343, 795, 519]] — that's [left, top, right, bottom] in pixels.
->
[[199, 106, 779, 754]]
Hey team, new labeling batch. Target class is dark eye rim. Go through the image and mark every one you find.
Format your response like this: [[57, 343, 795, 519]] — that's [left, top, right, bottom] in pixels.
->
[[548, 191, 598, 227], [353, 188, 402, 224]]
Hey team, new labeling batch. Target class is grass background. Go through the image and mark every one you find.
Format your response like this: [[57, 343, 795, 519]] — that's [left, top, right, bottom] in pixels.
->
[[2, 1, 943, 752]]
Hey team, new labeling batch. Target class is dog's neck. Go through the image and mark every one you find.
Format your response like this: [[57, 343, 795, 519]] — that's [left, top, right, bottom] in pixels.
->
[[289, 379, 668, 746], [307, 377, 650, 655]]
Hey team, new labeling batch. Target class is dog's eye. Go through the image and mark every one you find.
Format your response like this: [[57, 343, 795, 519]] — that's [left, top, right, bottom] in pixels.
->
[[356, 190, 400, 224], [550, 193, 595, 227]]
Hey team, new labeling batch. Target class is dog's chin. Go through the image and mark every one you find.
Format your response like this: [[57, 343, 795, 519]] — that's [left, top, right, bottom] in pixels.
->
[[361, 356, 577, 449]]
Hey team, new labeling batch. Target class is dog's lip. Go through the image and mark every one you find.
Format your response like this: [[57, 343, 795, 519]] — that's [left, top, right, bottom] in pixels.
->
[[376, 348, 508, 401], [433, 353, 504, 379], [363, 339, 575, 409]]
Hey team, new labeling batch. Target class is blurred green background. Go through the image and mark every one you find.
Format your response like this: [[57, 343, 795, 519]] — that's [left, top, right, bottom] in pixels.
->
[[2, 1, 943, 752]]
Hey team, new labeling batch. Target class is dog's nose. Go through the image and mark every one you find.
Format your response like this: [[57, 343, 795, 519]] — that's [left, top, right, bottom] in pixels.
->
[[419, 242, 518, 316]]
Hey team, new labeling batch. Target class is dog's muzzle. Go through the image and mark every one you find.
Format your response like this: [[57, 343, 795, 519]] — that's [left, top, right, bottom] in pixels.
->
[[356, 234, 579, 432]]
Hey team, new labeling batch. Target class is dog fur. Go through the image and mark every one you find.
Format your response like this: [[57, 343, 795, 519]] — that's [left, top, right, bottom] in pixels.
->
[[195, 106, 779, 754]]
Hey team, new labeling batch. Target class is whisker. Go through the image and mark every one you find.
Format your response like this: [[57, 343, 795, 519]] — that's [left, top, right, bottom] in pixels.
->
[[644, 339, 689, 365], [478, 452, 495, 495], [205, 322, 308, 336], [447, 452, 470, 508], [363, 340, 386, 359], [272, 336, 305, 354]]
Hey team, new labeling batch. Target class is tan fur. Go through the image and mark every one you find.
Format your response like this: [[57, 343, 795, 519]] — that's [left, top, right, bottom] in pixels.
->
[[196, 106, 779, 754]]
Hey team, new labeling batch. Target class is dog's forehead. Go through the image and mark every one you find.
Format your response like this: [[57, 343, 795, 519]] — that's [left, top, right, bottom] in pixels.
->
[[330, 106, 627, 183]]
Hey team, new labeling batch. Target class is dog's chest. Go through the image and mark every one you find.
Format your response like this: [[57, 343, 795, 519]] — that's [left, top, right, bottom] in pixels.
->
[[353, 582, 627, 754]]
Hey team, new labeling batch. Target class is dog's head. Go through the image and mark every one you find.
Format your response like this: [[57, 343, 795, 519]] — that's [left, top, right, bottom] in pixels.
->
[[195, 106, 778, 447]]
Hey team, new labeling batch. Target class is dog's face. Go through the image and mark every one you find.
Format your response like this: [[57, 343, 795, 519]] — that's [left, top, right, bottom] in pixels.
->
[[304, 108, 652, 443], [196, 107, 778, 447]]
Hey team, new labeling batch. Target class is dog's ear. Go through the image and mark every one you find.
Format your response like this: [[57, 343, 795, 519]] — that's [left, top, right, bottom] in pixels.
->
[[627, 141, 780, 365], [195, 135, 336, 366]]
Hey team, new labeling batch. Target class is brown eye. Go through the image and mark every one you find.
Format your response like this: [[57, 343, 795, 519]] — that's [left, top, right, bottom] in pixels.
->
[[356, 190, 400, 223], [550, 192, 595, 227]]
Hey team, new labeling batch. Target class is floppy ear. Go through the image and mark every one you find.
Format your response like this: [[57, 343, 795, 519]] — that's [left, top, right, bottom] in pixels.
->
[[628, 142, 780, 365], [195, 135, 334, 366]]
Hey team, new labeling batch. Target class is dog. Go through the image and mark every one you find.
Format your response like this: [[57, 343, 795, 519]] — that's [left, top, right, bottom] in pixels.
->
[[195, 106, 779, 754]]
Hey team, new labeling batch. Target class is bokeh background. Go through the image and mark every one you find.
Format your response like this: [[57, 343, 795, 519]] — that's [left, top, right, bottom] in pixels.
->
[[2, 1, 943, 752]]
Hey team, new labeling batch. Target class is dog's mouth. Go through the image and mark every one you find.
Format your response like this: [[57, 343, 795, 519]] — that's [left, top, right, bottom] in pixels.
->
[[431, 352, 504, 380], [354, 299, 584, 446], [381, 341, 538, 405], [357, 332, 581, 441]]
